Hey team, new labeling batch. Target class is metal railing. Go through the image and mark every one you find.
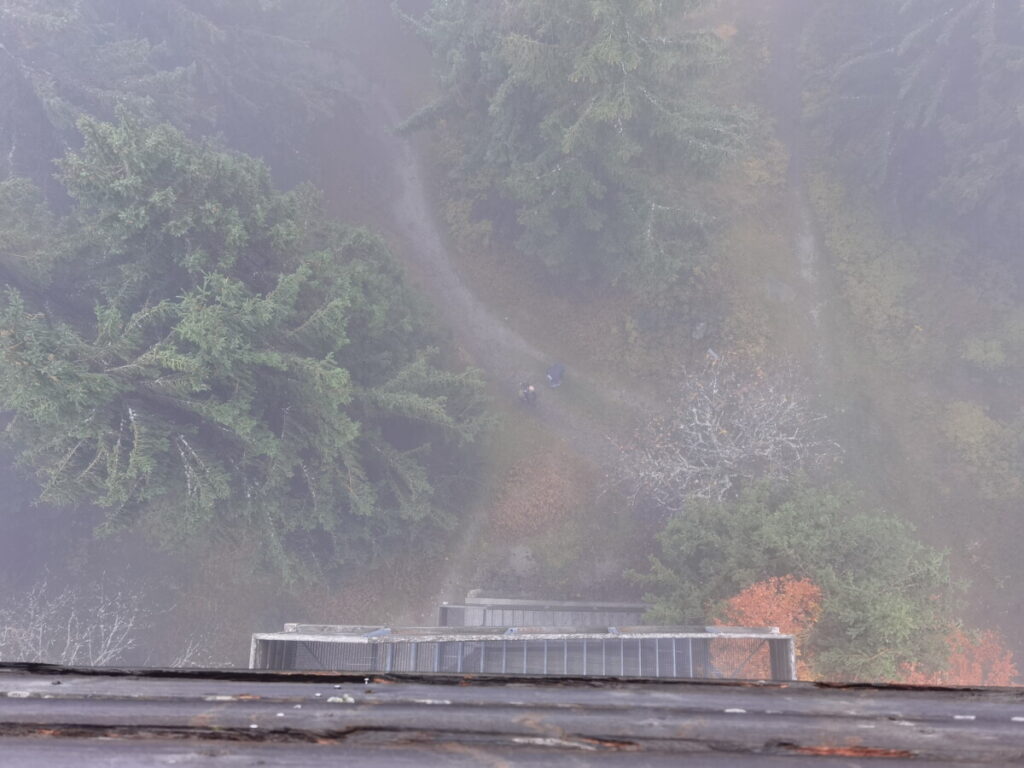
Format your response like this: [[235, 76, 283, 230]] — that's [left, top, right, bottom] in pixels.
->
[[250, 627, 795, 681]]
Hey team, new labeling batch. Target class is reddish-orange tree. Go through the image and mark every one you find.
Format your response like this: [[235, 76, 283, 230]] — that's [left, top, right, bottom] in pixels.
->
[[901, 629, 1017, 687], [714, 576, 822, 679]]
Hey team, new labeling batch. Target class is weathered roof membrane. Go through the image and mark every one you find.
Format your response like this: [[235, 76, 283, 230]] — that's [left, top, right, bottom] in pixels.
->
[[3, 663, 1024, 765]]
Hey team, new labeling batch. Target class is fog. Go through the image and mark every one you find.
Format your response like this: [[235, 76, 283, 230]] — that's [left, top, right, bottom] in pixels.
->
[[0, 0, 1020, 684]]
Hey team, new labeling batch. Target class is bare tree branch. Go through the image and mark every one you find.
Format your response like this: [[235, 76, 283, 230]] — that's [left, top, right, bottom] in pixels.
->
[[614, 358, 840, 513], [0, 581, 147, 666]]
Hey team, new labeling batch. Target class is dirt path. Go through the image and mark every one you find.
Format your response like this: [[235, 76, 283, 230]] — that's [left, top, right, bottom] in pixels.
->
[[324, 6, 664, 608], [371, 101, 609, 601], [331, 10, 650, 446]]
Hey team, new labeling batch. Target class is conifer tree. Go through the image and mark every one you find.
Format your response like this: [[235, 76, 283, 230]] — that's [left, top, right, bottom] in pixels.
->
[[0, 115, 488, 577], [0, 0, 345, 201], [412, 0, 744, 286], [813, 0, 1024, 254]]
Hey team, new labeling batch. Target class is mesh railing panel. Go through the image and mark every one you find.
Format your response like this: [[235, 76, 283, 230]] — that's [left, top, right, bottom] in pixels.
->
[[255, 635, 791, 679]]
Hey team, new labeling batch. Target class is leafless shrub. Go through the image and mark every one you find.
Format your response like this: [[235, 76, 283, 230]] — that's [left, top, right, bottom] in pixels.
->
[[615, 358, 840, 512], [0, 581, 147, 666], [167, 632, 233, 668]]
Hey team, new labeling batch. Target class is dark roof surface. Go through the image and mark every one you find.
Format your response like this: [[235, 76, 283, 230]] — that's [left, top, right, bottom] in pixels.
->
[[2, 663, 1024, 765]]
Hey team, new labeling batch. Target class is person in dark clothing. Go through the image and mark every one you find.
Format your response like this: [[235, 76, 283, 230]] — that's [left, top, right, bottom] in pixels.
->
[[546, 362, 565, 388], [519, 382, 538, 404]]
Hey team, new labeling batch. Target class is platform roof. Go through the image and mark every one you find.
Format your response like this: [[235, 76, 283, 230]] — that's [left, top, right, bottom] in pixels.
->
[[3, 663, 1024, 765]]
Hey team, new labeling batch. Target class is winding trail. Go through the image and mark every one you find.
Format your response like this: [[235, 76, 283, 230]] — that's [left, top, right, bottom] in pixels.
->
[[332, 36, 647, 456], [343, 68, 541, 380], [327, 11, 656, 607]]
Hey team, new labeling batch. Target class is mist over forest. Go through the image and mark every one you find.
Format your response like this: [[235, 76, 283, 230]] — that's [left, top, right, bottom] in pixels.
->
[[0, 0, 1020, 685]]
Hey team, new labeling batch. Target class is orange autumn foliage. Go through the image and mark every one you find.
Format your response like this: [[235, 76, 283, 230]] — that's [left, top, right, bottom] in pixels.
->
[[718, 576, 823, 636], [900, 629, 1018, 687], [714, 576, 823, 680]]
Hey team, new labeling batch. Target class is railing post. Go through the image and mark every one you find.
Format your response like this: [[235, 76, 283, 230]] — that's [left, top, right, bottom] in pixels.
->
[[769, 637, 796, 681]]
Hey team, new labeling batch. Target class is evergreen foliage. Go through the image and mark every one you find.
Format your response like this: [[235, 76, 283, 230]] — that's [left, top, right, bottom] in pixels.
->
[[637, 480, 955, 682], [411, 0, 745, 286], [0, 0, 345, 201], [0, 115, 488, 577], [810, 0, 1024, 255]]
